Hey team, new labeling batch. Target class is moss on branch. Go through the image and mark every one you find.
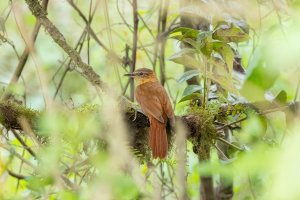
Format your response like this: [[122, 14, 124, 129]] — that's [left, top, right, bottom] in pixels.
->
[[0, 100, 298, 158], [0, 101, 39, 130]]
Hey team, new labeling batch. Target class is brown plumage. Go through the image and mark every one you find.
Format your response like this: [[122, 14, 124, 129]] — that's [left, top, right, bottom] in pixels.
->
[[125, 68, 175, 159]]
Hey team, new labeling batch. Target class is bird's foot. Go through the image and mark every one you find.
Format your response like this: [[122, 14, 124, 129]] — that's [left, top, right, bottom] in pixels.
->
[[132, 109, 137, 121]]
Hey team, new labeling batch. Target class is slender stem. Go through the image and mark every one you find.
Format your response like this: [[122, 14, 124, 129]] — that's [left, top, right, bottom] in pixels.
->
[[1, 0, 49, 101], [0, 143, 36, 169], [216, 137, 244, 151], [217, 117, 247, 131], [294, 72, 300, 102], [159, 0, 169, 86], [153, 1, 162, 72], [130, 0, 139, 101], [7, 169, 26, 180], [11, 129, 36, 157]]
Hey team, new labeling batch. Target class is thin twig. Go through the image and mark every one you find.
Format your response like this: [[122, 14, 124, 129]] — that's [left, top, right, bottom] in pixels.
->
[[7, 169, 26, 180], [159, 0, 170, 86], [130, 0, 139, 101], [0, 143, 36, 169], [67, 0, 122, 64], [104, 0, 123, 91], [294, 72, 300, 102], [152, 1, 162, 71], [216, 137, 244, 151], [1, 0, 49, 101], [217, 117, 247, 131], [11, 129, 36, 157], [54, 29, 88, 99], [213, 143, 229, 161]]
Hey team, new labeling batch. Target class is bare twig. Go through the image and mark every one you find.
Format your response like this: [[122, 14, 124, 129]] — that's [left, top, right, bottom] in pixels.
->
[[7, 169, 26, 180], [11, 129, 36, 157], [159, 0, 169, 86], [0, 143, 36, 169], [152, 1, 162, 71], [294, 72, 300, 102], [103, 0, 123, 91], [130, 0, 139, 100], [1, 0, 49, 101], [67, 0, 123, 64], [217, 117, 247, 131], [216, 137, 244, 151]]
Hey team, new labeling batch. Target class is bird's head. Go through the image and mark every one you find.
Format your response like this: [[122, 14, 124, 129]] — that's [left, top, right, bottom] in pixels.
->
[[124, 68, 158, 85]]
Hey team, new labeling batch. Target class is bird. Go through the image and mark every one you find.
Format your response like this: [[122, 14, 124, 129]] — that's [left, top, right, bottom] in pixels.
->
[[125, 68, 175, 159]]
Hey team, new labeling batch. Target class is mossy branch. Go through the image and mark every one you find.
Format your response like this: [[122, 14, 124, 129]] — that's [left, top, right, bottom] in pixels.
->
[[1, 100, 298, 146], [0, 101, 39, 130]]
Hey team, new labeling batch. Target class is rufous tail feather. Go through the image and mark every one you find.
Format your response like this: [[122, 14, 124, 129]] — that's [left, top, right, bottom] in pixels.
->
[[149, 116, 168, 159]]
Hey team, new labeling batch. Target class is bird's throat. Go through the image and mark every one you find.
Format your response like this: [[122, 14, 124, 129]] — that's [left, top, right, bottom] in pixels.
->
[[135, 76, 158, 86]]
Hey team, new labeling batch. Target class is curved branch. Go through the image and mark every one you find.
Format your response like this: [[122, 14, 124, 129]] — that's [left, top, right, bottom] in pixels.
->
[[24, 0, 104, 88]]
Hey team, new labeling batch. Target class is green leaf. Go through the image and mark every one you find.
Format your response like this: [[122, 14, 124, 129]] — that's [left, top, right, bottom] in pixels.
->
[[182, 38, 200, 50], [25, 176, 54, 192], [198, 31, 212, 41], [274, 90, 287, 104], [169, 27, 199, 40], [177, 69, 200, 83], [241, 58, 279, 101], [59, 191, 80, 200], [213, 42, 234, 72], [198, 31, 213, 56], [169, 48, 204, 71], [200, 40, 213, 57], [182, 85, 203, 97], [231, 18, 250, 33], [206, 57, 238, 94], [178, 93, 202, 103], [212, 23, 250, 43], [209, 72, 238, 95]]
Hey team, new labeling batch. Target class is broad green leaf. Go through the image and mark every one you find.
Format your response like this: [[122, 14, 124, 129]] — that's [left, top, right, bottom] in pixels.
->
[[169, 36, 200, 51], [198, 31, 212, 41], [231, 18, 250, 33], [241, 59, 279, 101], [169, 27, 199, 39], [182, 38, 200, 51], [182, 85, 203, 97], [212, 23, 249, 43], [200, 40, 213, 56], [198, 31, 213, 56], [209, 72, 238, 95], [177, 69, 200, 83], [179, 92, 202, 103], [169, 48, 204, 71], [213, 42, 234, 73]]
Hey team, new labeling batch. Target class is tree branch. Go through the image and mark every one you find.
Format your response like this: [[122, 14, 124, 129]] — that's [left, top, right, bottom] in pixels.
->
[[24, 0, 104, 88]]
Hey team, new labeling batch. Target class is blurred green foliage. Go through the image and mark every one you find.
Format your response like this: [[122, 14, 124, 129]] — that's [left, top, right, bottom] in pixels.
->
[[0, 0, 300, 200]]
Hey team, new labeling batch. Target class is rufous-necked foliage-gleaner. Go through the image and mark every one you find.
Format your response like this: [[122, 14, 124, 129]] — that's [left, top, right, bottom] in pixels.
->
[[125, 68, 175, 159]]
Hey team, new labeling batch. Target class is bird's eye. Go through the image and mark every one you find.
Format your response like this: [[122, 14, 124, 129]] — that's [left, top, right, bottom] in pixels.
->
[[139, 72, 143, 76]]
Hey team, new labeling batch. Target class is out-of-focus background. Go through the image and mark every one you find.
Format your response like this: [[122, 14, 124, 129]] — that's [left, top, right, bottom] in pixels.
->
[[0, 0, 300, 199]]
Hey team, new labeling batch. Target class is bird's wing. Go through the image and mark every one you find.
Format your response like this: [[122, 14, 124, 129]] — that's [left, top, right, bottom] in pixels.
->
[[156, 86, 175, 125], [135, 84, 164, 123]]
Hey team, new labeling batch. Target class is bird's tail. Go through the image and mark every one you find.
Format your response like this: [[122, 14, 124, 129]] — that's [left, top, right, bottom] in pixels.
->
[[149, 116, 168, 159]]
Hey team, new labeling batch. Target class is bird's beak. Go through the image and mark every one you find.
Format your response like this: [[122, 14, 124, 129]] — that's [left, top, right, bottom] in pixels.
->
[[124, 72, 135, 78]]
